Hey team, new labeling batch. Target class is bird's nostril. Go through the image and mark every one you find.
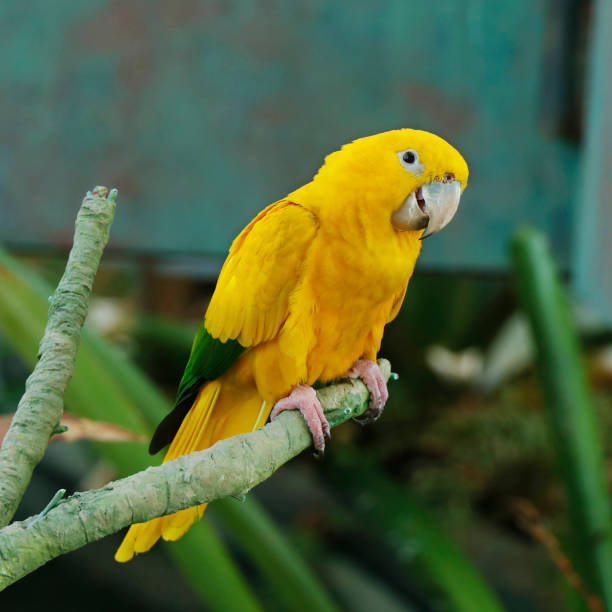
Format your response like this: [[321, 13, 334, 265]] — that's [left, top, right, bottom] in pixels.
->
[[443, 173, 454, 183]]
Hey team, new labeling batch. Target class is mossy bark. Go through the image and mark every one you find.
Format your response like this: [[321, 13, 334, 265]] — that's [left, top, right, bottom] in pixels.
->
[[0, 360, 390, 590], [0, 187, 117, 527]]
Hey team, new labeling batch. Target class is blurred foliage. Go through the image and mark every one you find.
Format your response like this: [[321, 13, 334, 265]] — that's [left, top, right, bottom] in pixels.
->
[[0, 246, 503, 610], [512, 228, 612, 610], [0, 246, 337, 612], [2, 241, 612, 611], [324, 444, 505, 612]]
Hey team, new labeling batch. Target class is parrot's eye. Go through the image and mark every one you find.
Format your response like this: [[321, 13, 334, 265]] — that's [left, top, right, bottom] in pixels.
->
[[398, 149, 421, 173]]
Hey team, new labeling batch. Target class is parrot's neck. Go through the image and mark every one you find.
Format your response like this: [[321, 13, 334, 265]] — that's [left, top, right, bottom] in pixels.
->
[[287, 180, 423, 284], [289, 181, 419, 249]]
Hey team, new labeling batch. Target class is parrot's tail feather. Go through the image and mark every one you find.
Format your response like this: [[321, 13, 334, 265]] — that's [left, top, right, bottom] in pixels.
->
[[115, 377, 270, 562]]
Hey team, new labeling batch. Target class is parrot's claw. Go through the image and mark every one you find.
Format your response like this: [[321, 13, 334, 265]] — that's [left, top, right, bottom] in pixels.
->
[[270, 384, 330, 453], [346, 359, 389, 424]]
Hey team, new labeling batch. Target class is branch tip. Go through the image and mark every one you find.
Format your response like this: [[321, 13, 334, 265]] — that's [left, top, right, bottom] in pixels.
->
[[90, 186, 109, 198]]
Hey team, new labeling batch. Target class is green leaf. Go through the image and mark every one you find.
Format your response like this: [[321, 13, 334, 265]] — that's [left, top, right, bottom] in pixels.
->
[[213, 497, 340, 612], [511, 228, 612, 609], [325, 445, 506, 612], [168, 520, 263, 612]]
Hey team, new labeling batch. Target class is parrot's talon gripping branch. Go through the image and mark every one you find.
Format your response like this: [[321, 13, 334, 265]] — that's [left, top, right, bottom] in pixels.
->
[[353, 413, 380, 426], [346, 359, 389, 423], [270, 384, 330, 453]]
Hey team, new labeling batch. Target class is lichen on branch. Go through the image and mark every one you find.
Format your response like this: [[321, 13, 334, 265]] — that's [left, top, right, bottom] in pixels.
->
[[0, 187, 117, 527], [0, 360, 390, 590]]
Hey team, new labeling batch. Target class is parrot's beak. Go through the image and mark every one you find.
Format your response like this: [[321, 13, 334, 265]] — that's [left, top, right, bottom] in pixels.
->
[[391, 179, 462, 238]]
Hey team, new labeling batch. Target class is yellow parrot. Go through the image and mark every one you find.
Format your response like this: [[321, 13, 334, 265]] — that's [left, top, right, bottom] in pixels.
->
[[115, 128, 468, 561]]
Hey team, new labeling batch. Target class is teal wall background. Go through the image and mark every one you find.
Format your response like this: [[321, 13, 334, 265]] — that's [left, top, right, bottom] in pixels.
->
[[0, 1, 589, 272], [574, 0, 612, 323]]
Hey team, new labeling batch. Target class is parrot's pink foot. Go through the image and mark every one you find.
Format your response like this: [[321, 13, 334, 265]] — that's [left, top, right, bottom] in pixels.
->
[[346, 359, 389, 423], [270, 384, 330, 453]]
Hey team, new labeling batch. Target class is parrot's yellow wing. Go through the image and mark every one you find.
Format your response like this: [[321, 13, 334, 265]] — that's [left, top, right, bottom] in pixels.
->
[[205, 200, 318, 346], [149, 200, 318, 454]]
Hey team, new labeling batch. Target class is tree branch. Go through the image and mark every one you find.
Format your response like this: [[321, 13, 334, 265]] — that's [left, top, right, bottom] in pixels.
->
[[0, 187, 117, 527], [0, 359, 390, 590]]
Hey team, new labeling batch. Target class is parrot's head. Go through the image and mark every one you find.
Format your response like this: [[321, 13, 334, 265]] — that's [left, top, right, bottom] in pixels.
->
[[308, 129, 468, 239]]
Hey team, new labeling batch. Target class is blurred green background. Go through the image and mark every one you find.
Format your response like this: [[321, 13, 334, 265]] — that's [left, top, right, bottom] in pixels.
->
[[1, 1, 612, 610]]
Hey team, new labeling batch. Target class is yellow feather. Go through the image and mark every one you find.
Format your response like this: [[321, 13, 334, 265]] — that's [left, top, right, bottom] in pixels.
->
[[205, 202, 318, 348]]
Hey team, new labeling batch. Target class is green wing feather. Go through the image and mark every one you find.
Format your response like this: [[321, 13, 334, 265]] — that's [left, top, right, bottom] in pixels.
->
[[149, 323, 244, 454]]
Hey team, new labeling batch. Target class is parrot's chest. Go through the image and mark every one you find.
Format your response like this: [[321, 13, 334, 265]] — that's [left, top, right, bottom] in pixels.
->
[[296, 229, 419, 381], [253, 226, 420, 394], [313, 229, 418, 304]]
